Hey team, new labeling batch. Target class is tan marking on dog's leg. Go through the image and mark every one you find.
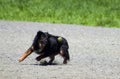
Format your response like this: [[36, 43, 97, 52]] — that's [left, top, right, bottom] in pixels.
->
[[60, 49, 67, 64], [60, 50, 64, 56]]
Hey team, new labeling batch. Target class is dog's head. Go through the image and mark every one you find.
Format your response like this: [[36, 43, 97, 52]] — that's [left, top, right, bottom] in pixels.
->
[[18, 31, 49, 62], [31, 31, 49, 52]]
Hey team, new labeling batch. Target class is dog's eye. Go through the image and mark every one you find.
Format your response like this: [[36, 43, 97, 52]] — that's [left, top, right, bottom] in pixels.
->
[[41, 34, 46, 38], [39, 40, 43, 43], [41, 36, 44, 39], [45, 39, 47, 42]]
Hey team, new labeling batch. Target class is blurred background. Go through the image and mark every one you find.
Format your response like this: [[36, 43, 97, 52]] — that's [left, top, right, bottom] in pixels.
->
[[0, 0, 120, 28]]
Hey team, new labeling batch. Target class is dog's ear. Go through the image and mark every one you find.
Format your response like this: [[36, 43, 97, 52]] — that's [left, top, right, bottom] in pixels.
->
[[37, 31, 44, 36], [36, 31, 49, 39], [44, 32, 49, 38], [32, 31, 43, 50], [40, 32, 49, 39]]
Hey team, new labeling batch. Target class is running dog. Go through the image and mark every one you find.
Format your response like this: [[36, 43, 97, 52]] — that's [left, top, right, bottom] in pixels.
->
[[18, 31, 70, 64]]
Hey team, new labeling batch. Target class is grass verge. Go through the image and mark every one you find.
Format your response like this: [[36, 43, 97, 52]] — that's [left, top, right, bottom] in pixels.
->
[[0, 0, 120, 27]]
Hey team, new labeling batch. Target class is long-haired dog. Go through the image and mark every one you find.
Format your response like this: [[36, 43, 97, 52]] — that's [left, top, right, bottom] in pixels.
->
[[19, 31, 70, 64]]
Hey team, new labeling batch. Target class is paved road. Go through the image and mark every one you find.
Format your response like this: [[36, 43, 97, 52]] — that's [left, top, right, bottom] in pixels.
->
[[0, 21, 120, 79]]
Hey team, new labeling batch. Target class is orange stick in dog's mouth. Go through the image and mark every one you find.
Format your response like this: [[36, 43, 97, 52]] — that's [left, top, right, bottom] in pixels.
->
[[18, 48, 33, 62]]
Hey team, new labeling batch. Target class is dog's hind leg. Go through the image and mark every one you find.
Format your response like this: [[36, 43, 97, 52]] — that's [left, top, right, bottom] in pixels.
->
[[60, 48, 70, 64], [48, 55, 55, 64], [60, 50, 67, 64]]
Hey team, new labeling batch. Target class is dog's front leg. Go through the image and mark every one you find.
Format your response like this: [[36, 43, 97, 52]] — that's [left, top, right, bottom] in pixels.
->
[[36, 54, 47, 61], [48, 55, 55, 64]]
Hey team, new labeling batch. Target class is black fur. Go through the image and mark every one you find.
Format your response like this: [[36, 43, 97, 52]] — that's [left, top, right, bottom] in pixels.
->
[[30, 31, 70, 64]]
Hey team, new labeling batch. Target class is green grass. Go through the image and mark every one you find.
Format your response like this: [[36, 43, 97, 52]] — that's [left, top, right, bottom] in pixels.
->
[[0, 0, 120, 28]]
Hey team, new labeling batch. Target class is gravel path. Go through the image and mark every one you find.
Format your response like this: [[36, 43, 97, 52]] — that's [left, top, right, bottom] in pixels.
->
[[0, 21, 120, 79]]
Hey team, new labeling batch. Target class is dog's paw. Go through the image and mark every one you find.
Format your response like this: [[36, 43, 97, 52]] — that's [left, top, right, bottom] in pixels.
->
[[36, 57, 40, 61]]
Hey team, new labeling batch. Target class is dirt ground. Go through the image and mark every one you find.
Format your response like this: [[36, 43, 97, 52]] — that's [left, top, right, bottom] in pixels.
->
[[0, 21, 120, 79]]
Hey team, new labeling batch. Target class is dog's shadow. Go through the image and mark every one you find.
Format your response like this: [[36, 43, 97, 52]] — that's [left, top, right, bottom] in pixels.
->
[[32, 61, 59, 66]]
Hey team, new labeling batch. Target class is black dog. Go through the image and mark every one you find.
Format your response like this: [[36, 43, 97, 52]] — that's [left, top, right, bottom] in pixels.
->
[[27, 31, 70, 64]]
